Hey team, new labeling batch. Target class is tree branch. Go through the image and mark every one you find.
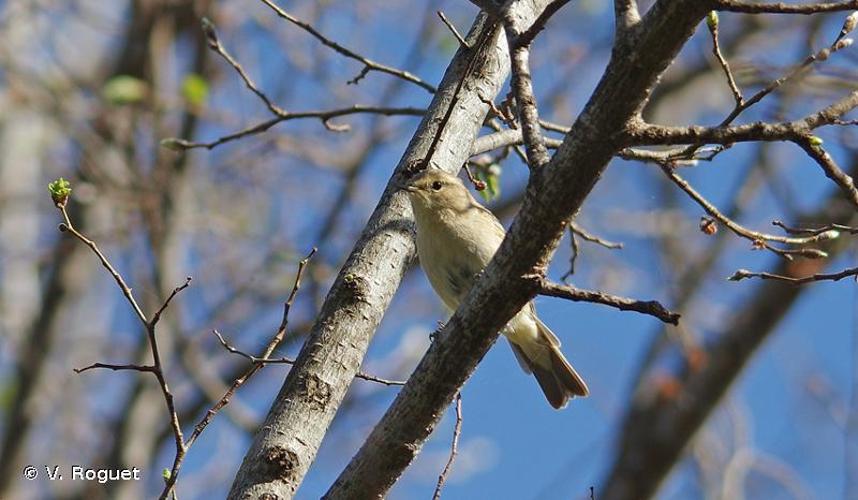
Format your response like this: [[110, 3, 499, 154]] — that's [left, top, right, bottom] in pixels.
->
[[538, 279, 680, 325], [227, 10, 524, 499], [599, 173, 858, 499], [614, 0, 641, 35], [432, 394, 463, 500], [659, 162, 839, 259], [627, 89, 858, 147], [325, 1, 712, 497], [728, 266, 858, 283], [716, 0, 858, 14], [258, 0, 436, 92]]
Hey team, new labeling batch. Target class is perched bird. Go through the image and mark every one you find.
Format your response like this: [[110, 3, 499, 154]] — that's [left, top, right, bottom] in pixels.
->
[[402, 168, 588, 409]]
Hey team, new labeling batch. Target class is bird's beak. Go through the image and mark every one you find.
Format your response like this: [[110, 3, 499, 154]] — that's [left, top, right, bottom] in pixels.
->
[[395, 178, 418, 193]]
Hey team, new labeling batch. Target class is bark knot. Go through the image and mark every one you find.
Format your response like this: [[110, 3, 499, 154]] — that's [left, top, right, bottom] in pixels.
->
[[263, 445, 299, 482], [301, 373, 332, 409]]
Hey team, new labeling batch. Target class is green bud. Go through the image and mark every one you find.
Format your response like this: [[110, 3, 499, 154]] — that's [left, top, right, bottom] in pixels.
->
[[48, 178, 72, 206], [162, 468, 171, 481], [160, 137, 189, 151], [809, 136, 824, 146], [706, 11, 719, 30]]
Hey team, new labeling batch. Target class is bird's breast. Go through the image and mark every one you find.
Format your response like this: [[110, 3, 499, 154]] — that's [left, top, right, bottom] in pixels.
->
[[415, 216, 491, 311]]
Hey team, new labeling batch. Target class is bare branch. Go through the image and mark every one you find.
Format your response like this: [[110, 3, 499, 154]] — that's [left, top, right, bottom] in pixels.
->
[[706, 12, 743, 106], [211, 330, 405, 386], [501, 0, 569, 168], [614, 0, 641, 34], [570, 222, 624, 249], [201, 18, 285, 115], [162, 106, 424, 151], [627, 90, 858, 146], [514, 0, 571, 49], [74, 363, 156, 374], [538, 279, 680, 325], [631, 35, 855, 161], [54, 200, 190, 500], [56, 210, 147, 327], [728, 266, 858, 283], [716, 0, 858, 15], [794, 136, 858, 209], [151, 276, 192, 327], [437, 11, 470, 48], [432, 394, 463, 500], [658, 163, 837, 259], [471, 128, 563, 155], [326, 4, 714, 495], [772, 219, 858, 235], [561, 222, 623, 280], [259, 0, 436, 93]]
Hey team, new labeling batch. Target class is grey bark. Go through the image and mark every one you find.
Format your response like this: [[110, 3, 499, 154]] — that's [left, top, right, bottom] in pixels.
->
[[227, 10, 528, 499], [325, 1, 712, 498]]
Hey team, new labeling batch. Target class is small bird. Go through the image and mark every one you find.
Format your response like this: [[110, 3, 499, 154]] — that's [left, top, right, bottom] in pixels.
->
[[402, 168, 588, 409]]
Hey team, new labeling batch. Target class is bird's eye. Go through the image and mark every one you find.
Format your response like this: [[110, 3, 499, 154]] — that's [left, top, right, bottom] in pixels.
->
[[431, 181, 443, 191]]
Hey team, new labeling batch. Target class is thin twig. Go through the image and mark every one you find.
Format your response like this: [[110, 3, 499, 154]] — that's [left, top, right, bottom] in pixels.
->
[[211, 330, 405, 386], [707, 12, 744, 106], [662, 36, 854, 161], [162, 106, 424, 150], [74, 363, 156, 374], [772, 220, 858, 236], [728, 266, 858, 284], [562, 226, 581, 280], [152, 277, 192, 327], [259, 0, 436, 93], [571, 222, 624, 249], [186, 247, 318, 449], [538, 279, 681, 325], [432, 393, 463, 500], [513, 0, 571, 49], [418, 22, 497, 172], [57, 210, 147, 326], [794, 136, 858, 210], [659, 163, 837, 259], [437, 11, 470, 48], [561, 222, 623, 281], [56, 202, 190, 500], [202, 18, 284, 115]]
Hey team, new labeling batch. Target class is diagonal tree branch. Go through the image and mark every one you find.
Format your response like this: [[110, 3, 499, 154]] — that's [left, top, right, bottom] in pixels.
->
[[227, 8, 538, 498], [325, 1, 712, 497]]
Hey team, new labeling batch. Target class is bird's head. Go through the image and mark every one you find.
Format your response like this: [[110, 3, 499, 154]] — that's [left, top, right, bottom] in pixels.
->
[[400, 168, 475, 215]]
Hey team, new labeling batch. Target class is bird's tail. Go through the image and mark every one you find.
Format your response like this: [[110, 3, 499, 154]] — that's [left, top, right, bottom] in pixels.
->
[[509, 319, 588, 409]]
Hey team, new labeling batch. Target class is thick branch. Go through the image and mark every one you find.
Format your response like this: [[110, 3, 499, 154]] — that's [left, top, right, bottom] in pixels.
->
[[614, 0, 641, 34], [227, 11, 521, 499], [627, 89, 858, 146], [326, 1, 712, 497]]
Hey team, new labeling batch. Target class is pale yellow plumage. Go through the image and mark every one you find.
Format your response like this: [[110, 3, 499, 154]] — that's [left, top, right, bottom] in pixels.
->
[[403, 168, 588, 409]]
